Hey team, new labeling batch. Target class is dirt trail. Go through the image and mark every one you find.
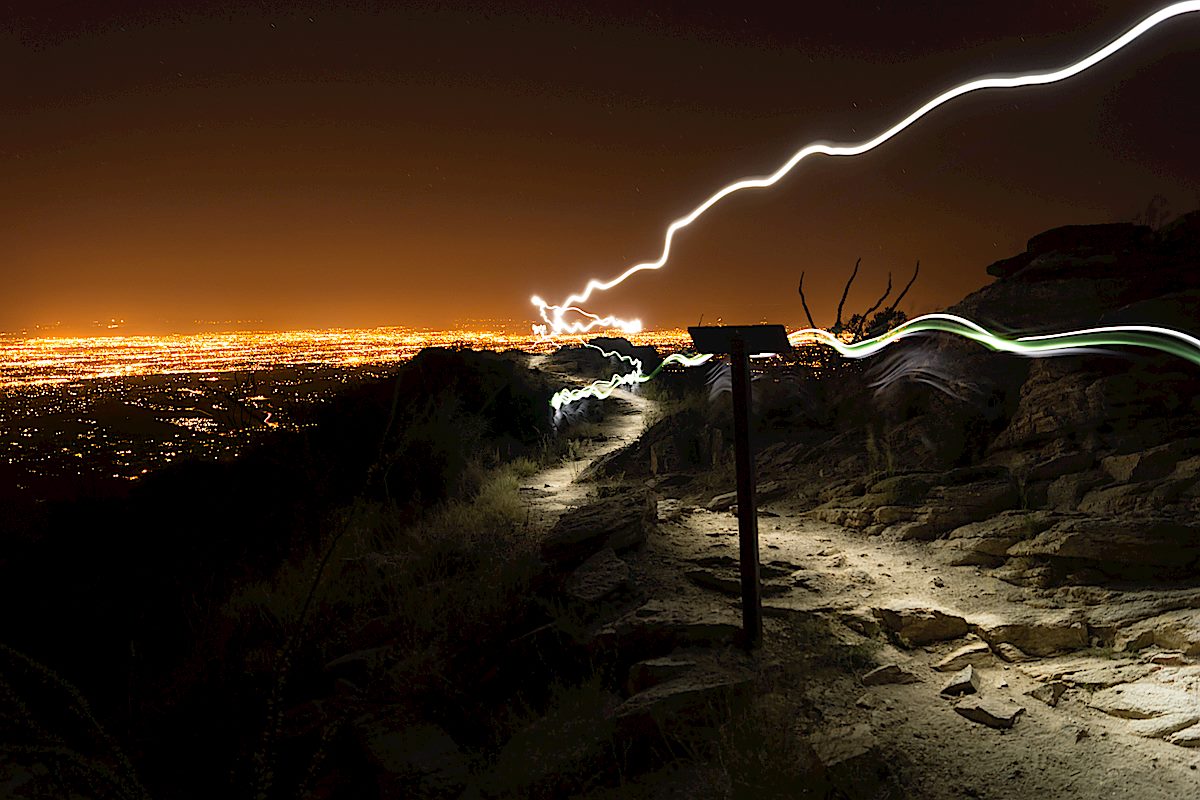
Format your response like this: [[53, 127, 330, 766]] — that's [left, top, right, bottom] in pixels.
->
[[650, 498, 1200, 798], [518, 363, 650, 529], [516, 371, 1199, 797]]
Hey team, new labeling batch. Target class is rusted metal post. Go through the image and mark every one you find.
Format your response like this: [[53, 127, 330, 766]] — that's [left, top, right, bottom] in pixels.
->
[[728, 335, 762, 648]]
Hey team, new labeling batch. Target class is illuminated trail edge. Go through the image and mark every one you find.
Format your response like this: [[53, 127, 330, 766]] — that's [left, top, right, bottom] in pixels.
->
[[532, 1, 1200, 337], [550, 315, 1200, 410]]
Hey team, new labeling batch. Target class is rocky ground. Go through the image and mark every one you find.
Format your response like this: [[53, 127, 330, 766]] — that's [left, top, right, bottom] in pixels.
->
[[333, 216, 1200, 798], [516, 379, 1200, 798]]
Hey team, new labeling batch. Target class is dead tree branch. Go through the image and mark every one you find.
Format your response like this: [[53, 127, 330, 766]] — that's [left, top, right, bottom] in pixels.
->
[[852, 271, 893, 339], [833, 257, 861, 333], [885, 260, 920, 315], [797, 272, 817, 329]]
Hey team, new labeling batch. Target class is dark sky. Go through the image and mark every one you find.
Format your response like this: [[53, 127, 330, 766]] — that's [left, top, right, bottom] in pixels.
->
[[3, 0, 1197, 334]]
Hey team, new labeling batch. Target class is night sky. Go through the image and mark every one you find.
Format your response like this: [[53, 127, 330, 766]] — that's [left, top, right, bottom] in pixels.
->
[[4, 1, 1198, 335]]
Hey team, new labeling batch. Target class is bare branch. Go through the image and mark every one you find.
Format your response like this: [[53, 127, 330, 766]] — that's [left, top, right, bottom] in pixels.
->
[[834, 257, 861, 332], [797, 272, 817, 329], [853, 271, 893, 339], [886, 260, 920, 314]]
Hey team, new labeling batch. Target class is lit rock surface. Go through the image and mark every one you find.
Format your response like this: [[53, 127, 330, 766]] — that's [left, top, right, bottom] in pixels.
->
[[862, 664, 921, 686], [939, 665, 980, 697], [954, 700, 1025, 729], [973, 612, 1088, 657], [1115, 609, 1200, 656], [1127, 713, 1200, 740], [1087, 682, 1200, 720], [873, 603, 969, 647], [934, 641, 994, 672]]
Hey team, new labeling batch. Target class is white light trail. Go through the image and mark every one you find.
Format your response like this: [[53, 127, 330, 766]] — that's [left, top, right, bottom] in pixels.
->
[[532, 1, 1200, 337], [550, 313, 1200, 408]]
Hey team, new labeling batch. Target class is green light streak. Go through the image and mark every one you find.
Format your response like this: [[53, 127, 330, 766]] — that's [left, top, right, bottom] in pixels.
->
[[549, 314, 1200, 410]]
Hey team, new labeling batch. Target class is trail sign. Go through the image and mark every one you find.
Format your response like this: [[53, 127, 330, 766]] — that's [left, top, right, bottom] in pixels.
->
[[688, 324, 791, 648]]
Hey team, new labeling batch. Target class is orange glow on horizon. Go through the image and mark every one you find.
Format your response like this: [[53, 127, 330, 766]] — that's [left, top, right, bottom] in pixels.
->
[[0, 327, 696, 390]]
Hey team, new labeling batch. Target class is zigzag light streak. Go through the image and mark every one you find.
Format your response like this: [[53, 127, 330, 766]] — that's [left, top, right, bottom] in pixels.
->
[[550, 344, 712, 411], [532, 1, 1200, 336]]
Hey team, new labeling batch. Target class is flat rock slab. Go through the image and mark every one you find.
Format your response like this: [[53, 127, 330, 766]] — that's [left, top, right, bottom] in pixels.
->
[[973, 612, 1088, 656], [593, 600, 741, 658], [1127, 713, 1200, 740], [940, 665, 980, 697], [706, 480, 786, 511], [542, 490, 655, 565], [934, 641, 994, 672], [1006, 516, 1200, 571], [565, 547, 632, 604], [993, 643, 1032, 663], [862, 664, 920, 686], [1167, 722, 1200, 747], [955, 700, 1025, 729], [1088, 682, 1200, 720], [1115, 609, 1200, 657], [685, 568, 742, 596], [1059, 663, 1159, 689], [612, 665, 753, 731], [626, 655, 699, 695], [874, 603, 969, 647]]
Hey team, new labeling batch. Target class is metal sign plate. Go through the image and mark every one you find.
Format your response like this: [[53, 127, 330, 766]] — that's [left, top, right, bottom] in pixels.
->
[[688, 324, 793, 355]]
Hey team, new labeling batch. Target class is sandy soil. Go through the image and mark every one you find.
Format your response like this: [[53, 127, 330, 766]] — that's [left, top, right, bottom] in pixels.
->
[[520, 377, 1200, 798]]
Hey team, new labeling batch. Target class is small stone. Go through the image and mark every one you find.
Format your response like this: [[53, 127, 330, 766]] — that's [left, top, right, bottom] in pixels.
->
[[862, 664, 921, 686], [685, 568, 741, 596], [934, 641, 993, 673], [1073, 727, 1090, 742], [955, 700, 1025, 729], [1027, 682, 1067, 708], [993, 643, 1031, 663], [940, 666, 980, 697], [855, 694, 875, 709]]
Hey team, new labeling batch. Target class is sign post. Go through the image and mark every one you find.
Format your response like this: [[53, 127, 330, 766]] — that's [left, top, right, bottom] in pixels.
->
[[688, 324, 792, 649]]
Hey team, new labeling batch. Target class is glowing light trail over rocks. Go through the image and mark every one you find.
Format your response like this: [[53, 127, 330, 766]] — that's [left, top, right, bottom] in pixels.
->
[[532, 1, 1200, 338], [536, 2, 1200, 409], [552, 314, 1200, 409]]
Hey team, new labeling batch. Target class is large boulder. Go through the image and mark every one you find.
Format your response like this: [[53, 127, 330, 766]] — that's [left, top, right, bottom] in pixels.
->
[[1114, 609, 1200, 656], [938, 510, 1060, 566], [1026, 223, 1152, 258], [564, 547, 633, 604], [888, 478, 1019, 541], [1005, 516, 1200, 578]]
